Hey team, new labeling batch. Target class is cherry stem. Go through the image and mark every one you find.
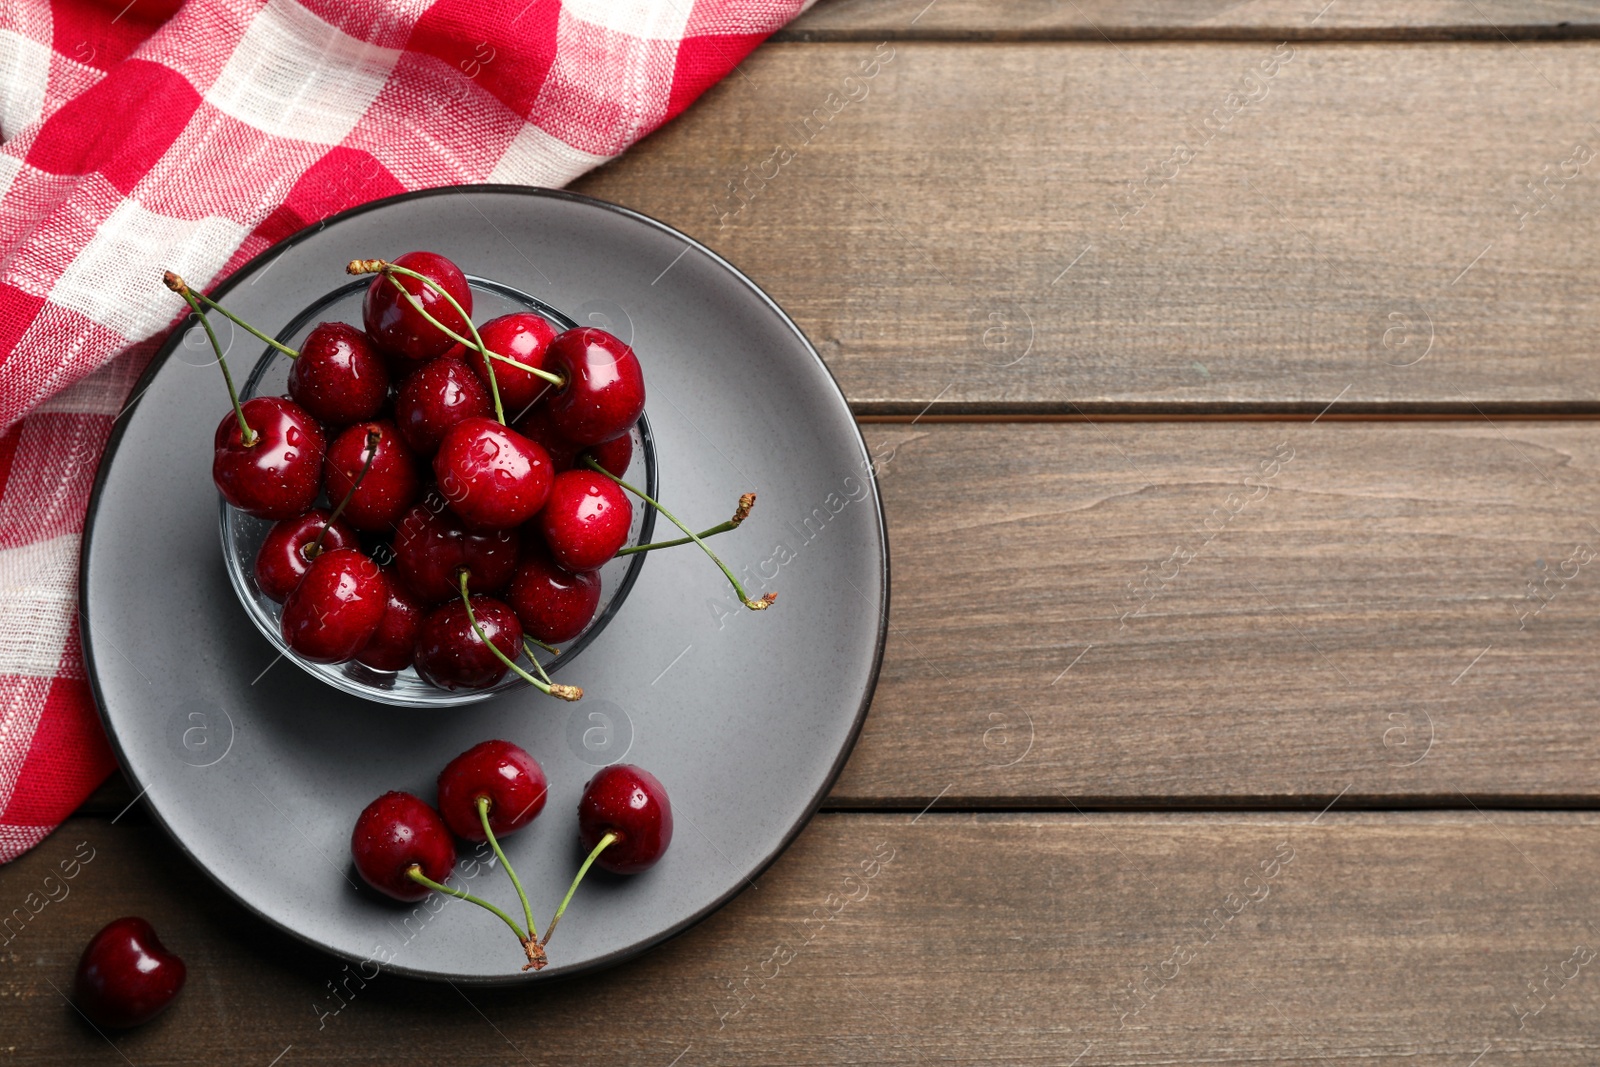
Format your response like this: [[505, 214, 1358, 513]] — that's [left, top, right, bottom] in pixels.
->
[[525, 636, 561, 657], [477, 795, 536, 941], [541, 831, 617, 950], [184, 287, 300, 359], [405, 865, 526, 941], [616, 493, 755, 556], [311, 428, 380, 559], [169, 280, 255, 447], [584, 460, 775, 611], [520, 640, 554, 685], [387, 270, 505, 424], [457, 571, 582, 701]]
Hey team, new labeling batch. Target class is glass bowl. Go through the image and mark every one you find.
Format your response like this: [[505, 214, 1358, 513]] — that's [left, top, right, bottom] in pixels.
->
[[218, 276, 657, 707]]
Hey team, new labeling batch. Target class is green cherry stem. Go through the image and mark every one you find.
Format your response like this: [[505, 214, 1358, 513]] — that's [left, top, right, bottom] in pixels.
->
[[405, 865, 526, 940], [457, 571, 582, 701], [387, 270, 505, 424], [525, 635, 561, 657], [616, 493, 755, 557], [477, 795, 537, 942], [540, 831, 617, 950], [165, 273, 255, 446], [520, 640, 554, 685], [584, 460, 775, 611], [310, 428, 380, 558], [184, 288, 299, 360]]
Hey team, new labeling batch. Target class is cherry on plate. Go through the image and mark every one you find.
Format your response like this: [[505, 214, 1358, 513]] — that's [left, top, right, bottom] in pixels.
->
[[437, 739, 548, 841], [351, 791, 456, 902], [578, 764, 673, 874]]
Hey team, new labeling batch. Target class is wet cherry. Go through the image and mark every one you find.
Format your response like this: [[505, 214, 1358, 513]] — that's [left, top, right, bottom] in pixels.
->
[[413, 595, 523, 690], [74, 917, 186, 1029], [539, 469, 632, 572], [363, 250, 472, 363], [254, 508, 358, 602], [287, 321, 389, 425], [212, 396, 325, 520], [506, 546, 601, 643], [324, 420, 422, 531], [351, 791, 456, 902], [281, 547, 389, 662], [433, 417, 552, 531], [356, 566, 425, 672], [462, 312, 557, 414], [392, 500, 519, 603], [437, 739, 548, 842], [586, 432, 633, 478], [394, 355, 493, 456], [544, 328, 645, 446], [577, 764, 673, 874], [514, 406, 582, 472]]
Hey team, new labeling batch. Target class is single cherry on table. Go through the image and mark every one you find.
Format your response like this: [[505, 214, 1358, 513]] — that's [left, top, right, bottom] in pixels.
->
[[74, 917, 186, 1029], [437, 739, 548, 842]]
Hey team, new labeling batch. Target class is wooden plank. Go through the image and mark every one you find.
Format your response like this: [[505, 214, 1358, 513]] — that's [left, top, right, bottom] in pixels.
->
[[829, 421, 1600, 805], [784, 0, 1600, 40], [7, 813, 1600, 1065], [572, 41, 1600, 414]]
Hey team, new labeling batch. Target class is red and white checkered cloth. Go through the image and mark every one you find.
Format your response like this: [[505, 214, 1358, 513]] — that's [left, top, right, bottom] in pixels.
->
[[0, 0, 808, 863]]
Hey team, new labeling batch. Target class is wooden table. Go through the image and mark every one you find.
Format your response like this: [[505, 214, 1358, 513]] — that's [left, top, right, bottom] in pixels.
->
[[10, 2, 1600, 1061]]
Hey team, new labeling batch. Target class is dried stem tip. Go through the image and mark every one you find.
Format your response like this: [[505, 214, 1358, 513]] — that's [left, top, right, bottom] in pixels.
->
[[746, 592, 778, 611], [346, 258, 388, 275], [549, 684, 583, 702], [521, 938, 548, 972], [162, 270, 189, 295], [731, 493, 756, 527]]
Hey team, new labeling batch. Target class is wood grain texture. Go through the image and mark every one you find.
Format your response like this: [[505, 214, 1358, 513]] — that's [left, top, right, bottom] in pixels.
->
[[572, 41, 1600, 414], [829, 421, 1600, 805], [784, 0, 1600, 40], [6, 814, 1600, 1065]]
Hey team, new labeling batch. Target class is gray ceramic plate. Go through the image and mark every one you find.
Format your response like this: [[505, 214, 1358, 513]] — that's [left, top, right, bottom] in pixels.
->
[[79, 186, 888, 984]]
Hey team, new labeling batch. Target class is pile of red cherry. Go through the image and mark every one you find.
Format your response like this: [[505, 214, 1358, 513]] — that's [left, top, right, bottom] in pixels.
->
[[167, 250, 774, 698], [353, 740, 672, 971]]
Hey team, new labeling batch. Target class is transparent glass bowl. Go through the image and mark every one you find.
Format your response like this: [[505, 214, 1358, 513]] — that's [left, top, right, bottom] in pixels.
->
[[218, 276, 657, 707]]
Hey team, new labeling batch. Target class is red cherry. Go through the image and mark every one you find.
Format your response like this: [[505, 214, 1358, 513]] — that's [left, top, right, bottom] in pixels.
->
[[74, 917, 185, 1029], [464, 312, 557, 414], [506, 546, 600, 643], [351, 791, 456, 902], [254, 509, 358, 602], [433, 418, 552, 531], [413, 596, 522, 690], [437, 739, 548, 841], [392, 501, 520, 603], [394, 355, 493, 456], [356, 566, 425, 672], [585, 432, 633, 478], [212, 396, 325, 520], [281, 548, 388, 662], [578, 764, 672, 874], [363, 251, 472, 363], [539, 469, 632, 572], [287, 322, 389, 425], [324, 420, 422, 531], [514, 406, 582, 472], [544, 328, 646, 446]]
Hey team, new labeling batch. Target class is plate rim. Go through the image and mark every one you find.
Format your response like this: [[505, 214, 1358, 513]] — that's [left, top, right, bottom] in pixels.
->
[[77, 183, 891, 984]]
